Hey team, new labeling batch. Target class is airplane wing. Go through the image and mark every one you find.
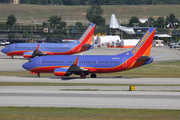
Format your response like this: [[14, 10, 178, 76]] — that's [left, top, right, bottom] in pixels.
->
[[23, 44, 50, 58], [54, 56, 96, 77]]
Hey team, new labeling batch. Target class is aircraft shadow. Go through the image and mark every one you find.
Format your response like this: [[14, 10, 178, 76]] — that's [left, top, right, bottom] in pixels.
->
[[0, 58, 27, 60], [19, 76, 135, 80]]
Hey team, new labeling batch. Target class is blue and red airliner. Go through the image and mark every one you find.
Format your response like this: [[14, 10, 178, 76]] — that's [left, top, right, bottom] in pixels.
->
[[22, 28, 156, 78], [1, 24, 96, 59]]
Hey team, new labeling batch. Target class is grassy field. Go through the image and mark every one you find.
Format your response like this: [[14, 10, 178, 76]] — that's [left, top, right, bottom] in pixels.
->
[[0, 107, 180, 120], [1, 4, 180, 24], [0, 61, 180, 78]]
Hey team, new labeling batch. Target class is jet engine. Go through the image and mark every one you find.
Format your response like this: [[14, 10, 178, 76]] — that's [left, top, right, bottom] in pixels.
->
[[54, 68, 72, 76]]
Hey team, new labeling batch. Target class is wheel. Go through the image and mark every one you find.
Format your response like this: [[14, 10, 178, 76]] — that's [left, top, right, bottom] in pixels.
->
[[80, 74, 86, 78], [11, 56, 14, 59], [36, 73, 40, 78], [91, 73, 96, 78]]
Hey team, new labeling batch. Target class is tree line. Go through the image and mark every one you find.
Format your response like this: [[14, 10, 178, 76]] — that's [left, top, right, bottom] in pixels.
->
[[1, 0, 180, 5]]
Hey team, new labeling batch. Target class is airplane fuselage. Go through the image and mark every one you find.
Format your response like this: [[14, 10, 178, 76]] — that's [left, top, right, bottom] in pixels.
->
[[2, 42, 77, 55], [1, 42, 93, 57], [23, 52, 153, 74]]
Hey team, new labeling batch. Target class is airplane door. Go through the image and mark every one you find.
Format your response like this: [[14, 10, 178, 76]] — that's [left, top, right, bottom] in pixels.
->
[[11, 44, 15, 51], [123, 58, 127, 67], [37, 57, 42, 67]]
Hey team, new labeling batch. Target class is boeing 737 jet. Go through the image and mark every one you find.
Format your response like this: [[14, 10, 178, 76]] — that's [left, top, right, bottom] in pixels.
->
[[22, 28, 156, 78], [1, 24, 96, 59]]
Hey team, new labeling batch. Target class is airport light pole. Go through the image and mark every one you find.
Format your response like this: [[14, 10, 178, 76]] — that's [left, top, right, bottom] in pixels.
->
[[16, 19, 18, 34], [20, 18, 21, 28], [31, 20, 33, 34], [120, 20, 123, 40]]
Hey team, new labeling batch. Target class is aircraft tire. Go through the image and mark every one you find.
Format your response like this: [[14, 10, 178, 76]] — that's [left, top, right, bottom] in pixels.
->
[[91, 73, 96, 78], [36, 73, 40, 78], [80, 74, 86, 79]]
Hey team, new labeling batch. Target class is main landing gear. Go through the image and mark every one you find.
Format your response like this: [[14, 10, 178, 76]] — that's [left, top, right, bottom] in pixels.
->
[[36, 73, 40, 78], [11, 56, 14, 59], [90, 73, 96, 78], [80, 73, 86, 78], [80, 73, 97, 78]]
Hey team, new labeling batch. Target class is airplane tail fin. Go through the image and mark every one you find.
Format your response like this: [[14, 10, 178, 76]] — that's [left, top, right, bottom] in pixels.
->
[[121, 28, 155, 70], [131, 28, 156, 57], [75, 23, 96, 45], [109, 14, 120, 29]]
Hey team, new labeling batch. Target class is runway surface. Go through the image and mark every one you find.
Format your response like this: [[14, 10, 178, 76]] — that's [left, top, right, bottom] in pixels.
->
[[1, 76, 180, 85], [0, 89, 179, 109], [0, 45, 180, 71]]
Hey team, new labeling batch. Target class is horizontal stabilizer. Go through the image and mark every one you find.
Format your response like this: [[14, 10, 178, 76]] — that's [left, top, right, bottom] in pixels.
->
[[82, 44, 91, 48], [137, 56, 151, 61]]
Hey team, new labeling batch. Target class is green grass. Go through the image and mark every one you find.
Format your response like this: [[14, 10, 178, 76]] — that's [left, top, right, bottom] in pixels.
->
[[0, 85, 179, 118], [1, 4, 180, 24], [0, 61, 180, 78], [0, 107, 179, 120]]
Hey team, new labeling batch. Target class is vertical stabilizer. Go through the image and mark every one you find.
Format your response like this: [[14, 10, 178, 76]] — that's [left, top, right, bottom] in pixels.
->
[[76, 24, 96, 45], [109, 14, 119, 29], [131, 28, 156, 57]]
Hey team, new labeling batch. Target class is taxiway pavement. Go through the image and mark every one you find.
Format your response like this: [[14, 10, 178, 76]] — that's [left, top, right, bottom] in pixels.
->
[[0, 90, 179, 109], [0, 76, 180, 85]]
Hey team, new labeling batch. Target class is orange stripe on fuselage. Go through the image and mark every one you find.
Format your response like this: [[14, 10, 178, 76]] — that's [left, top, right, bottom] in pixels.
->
[[143, 44, 152, 57]]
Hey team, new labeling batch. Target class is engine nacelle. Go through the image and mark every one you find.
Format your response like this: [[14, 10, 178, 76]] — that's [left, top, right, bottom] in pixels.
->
[[54, 68, 72, 76], [23, 52, 33, 58]]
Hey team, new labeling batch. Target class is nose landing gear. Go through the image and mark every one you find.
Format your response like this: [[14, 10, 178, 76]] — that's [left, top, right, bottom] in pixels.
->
[[36, 73, 40, 78]]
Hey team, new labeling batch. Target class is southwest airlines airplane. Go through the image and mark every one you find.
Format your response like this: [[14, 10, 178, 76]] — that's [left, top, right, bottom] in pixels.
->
[[1, 24, 96, 59], [23, 28, 155, 78]]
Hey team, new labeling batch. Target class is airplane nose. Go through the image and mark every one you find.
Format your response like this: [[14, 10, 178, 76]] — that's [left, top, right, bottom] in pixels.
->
[[1, 48, 6, 54], [22, 62, 30, 70]]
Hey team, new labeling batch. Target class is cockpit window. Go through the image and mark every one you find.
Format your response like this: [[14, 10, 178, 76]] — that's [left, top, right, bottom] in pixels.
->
[[29, 60, 32, 63], [5, 46, 8, 48]]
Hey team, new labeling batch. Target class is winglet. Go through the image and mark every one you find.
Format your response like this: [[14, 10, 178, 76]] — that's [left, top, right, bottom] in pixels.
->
[[73, 56, 79, 66]]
